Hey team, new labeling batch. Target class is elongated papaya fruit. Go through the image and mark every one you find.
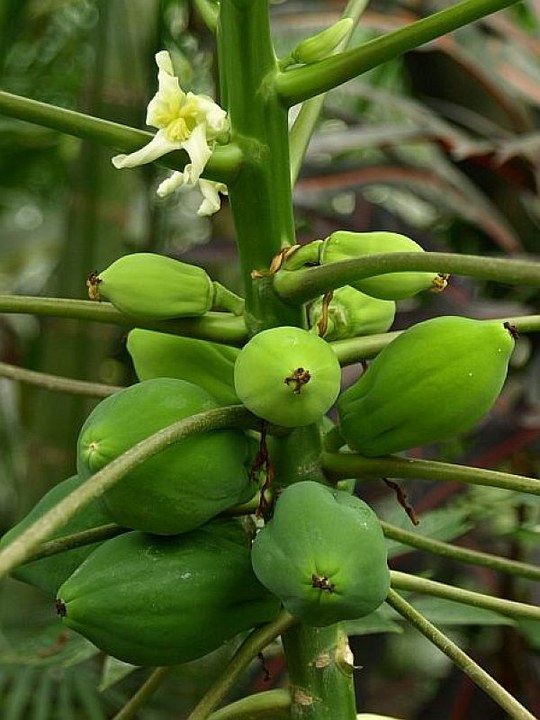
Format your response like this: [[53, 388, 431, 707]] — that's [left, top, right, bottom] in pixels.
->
[[234, 326, 341, 427], [77, 378, 254, 535], [56, 521, 280, 666], [87, 252, 214, 319], [309, 286, 395, 340], [319, 231, 445, 300], [251, 481, 390, 626], [337, 316, 516, 457], [0, 475, 110, 595], [127, 329, 239, 405]]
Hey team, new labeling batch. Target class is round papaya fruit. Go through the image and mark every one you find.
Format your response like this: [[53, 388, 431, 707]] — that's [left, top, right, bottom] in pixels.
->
[[251, 481, 390, 626], [234, 326, 341, 427], [56, 521, 280, 666], [337, 316, 516, 456], [76, 378, 254, 535]]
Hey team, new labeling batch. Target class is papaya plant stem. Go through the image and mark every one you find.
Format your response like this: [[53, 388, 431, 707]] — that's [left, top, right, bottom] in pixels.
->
[[381, 521, 540, 582], [0, 406, 255, 579], [0, 91, 242, 183], [193, 0, 218, 33], [207, 689, 291, 720], [187, 610, 297, 720], [0, 361, 122, 398], [22, 524, 127, 563], [212, 282, 245, 316], [321, 453, 540, 497], [273, 252, 540, 305], [112, 667, 173, 720], [0, 295, 248, 344], [276, 0, 521, 106], [386, 589, 536, 720], [390, 571, 540, 623]]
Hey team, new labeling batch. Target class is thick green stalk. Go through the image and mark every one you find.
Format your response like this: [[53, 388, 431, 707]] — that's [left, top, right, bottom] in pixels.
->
[[274, 252, 540, 305], [0, 361, 122, 398], [276, 0, 521, 106]]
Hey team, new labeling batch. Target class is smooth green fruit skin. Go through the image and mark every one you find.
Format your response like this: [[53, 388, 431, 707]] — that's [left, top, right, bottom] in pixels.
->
[[97, 253, 213, 320], [251, 481, 390, 626], [234, 326, 342, 427], [77, 378, 254, 535], [127, 329, 239, 405], [57, 522, 280, 667], [309, 286, 395, 340], [338, 316, 515, 457], [0, 475, 110, 595], [319, 231, 438, 300]]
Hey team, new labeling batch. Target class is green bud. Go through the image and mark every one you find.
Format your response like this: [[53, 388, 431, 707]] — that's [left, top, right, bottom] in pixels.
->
[[309, 286, 395, 340], [292, 18, 353, 64]]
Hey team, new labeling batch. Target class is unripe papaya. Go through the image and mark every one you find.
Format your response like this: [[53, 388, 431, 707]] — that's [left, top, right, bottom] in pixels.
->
[[251, 481, 390, 626], [319, 231, 444, 300], [234, 326, 341, 427], [77, 378, 254, 535], [0, 475, 110, 595], [292, 18, 353, 64], [56, 521, 280, 666], [88, 252, 214, 319], [309, 286, 395, 340], [337, 316, 516, 457], [127, 329, 239, 405]]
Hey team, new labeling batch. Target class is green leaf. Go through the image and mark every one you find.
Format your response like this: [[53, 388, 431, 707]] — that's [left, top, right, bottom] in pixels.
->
[[0, 625, 99, 668], [98, 656, 138, 692], [410, 597, 515, 626], [344, 605, 402, 636], [386, 506, 473, 558]]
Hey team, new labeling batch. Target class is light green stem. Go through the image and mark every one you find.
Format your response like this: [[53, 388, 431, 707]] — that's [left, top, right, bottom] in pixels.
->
[[386, 589, 536, 720], [390, 571, 540, 622], [22, 524, 127, 563], [276, 0, 521, 106], [0, 90, 241, 184], [112, 667, 173, 720], [193, 0, 218, 32], [381, 521, 540, 582], [321, 452, 540, 496], [0, 406, 254, 579], [273, 252, 540, 305], [212, 282, 246, 316], [0, 295, 247, 344], [187, 610, 297, 720], [0, 361, 123, 398], [208, 689, 291, 720]]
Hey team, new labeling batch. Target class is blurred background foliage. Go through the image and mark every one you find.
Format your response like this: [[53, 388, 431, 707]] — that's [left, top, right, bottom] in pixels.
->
[[0, 0, 539, 718]]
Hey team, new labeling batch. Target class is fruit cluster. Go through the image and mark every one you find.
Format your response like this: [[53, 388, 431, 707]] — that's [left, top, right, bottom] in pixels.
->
[[1, 243, 516, 667]]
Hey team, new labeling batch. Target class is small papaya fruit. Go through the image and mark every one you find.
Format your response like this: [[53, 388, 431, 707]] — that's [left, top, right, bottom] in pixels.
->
[[292, 18, 353, 63], [337, 316, 516, 457], [56, 521, 280, 666], [0, 475, 110, 595], [77, 378, 254, 535], [126, 329, 239, 405], [251, 481, 390, 626], [87, 252, 214, 319], [234, 326, 341, 427], [309, 286, 395, 340], [319, 231, 445, 300]]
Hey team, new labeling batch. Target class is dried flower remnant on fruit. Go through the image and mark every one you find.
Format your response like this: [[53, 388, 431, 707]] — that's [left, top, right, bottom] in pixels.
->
[[284, 367, 311, 394], [112, 51, 229, 216], [311, 574, 335, 592], [86, 271, 101, 301]]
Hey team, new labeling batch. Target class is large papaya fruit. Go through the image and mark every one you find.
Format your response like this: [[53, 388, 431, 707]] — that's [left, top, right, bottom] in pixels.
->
[[251, 481, 389, 626], [319, 231, 445, 300], [234, 326, 341, 427], [56, 521, 280, 666], [0, 475, 110, 595], [308, 286, 395, 340], [337, 316, 516, 457], [127, 329, 239, 405], [77, 378, 254, 535]]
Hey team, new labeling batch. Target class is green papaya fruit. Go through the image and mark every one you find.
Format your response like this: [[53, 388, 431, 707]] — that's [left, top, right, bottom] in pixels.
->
[[77, 378, 254, 535], [251, 481, 390, 626], [88, 252, 214, 319], [234, 326, 341, 427], [309, 286, 395, 341], [0, 475, 110, 595], [319, 231, 444, 300], [56, 521, 280, 666], [337, 316, 516, 457], [126, 329, 239, 405], [292, 18, 353, 63]]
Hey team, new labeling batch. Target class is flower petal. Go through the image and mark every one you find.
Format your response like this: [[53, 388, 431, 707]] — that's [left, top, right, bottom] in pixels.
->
[[156, 170, 189, 198], [197, 179, 228, 216], [180, 123, 212, 184], [112, 129, 181, 169], [146, 52, 184, 129]]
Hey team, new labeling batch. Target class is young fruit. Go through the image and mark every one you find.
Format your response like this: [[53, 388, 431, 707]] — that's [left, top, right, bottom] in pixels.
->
[[0, 475, 110, 595], [88, 252, 214, 319], [234, 326, 341, 427], [77, 378, 254, 535], [127, 329, 239, 405], [292, 18, 353, 64], [319, 231, 444, 300], [251, 481, 390, 626], [309, 286, 395, 340], [338, 316, 516, 457], [56, 521, 280, 666]]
